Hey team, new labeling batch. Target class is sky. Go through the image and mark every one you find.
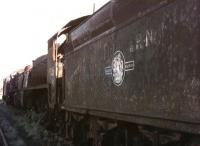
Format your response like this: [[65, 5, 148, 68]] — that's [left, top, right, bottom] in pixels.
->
[[0, 0, 109, 87]]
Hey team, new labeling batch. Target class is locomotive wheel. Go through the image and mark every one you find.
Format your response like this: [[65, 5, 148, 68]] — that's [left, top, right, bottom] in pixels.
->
[[73, 117, 89, 146]]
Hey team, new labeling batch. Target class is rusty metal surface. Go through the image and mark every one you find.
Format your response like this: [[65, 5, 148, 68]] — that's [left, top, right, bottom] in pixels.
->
[[17, 73, 24, 90], [3, 77, 10, 97], [70, 2, 113, 49], [47, 40, 57, 109], [28, 55, 47, 88], [64, 0, 200, 133], [3, 69, 25, 105], [47, 16, 90, 109], [23, 65, 32, 89]]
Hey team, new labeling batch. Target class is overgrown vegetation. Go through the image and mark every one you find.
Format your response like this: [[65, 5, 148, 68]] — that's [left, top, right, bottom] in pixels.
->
[[13, 110, 67, 146]]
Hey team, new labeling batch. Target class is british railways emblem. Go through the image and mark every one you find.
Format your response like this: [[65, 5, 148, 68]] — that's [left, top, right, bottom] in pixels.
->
[[105, 50, 135, 86]]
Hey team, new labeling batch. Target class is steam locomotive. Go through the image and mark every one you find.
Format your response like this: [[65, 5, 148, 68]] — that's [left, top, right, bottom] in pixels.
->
[[3, 0, 200, 145]]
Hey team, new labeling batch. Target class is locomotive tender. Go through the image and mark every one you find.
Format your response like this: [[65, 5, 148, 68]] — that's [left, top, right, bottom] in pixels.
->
[[3, 0, 200, 145]]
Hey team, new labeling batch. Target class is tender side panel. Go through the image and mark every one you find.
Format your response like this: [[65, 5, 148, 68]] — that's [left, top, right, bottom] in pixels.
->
[[65, 0, 200, 133], [28, 55, 47, 87]]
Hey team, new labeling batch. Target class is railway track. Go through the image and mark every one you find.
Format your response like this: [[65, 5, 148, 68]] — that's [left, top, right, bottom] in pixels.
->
[[0, 128, 8, 146]]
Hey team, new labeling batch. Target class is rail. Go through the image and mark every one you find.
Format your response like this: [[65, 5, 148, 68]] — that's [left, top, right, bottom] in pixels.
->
[[0, 128, 8, 146]]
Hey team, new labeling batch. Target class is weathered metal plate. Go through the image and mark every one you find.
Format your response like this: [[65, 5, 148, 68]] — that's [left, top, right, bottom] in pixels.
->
[[47, 38, 57, 109], [28, 55, 47, 87], [64, 0, 200, 133]]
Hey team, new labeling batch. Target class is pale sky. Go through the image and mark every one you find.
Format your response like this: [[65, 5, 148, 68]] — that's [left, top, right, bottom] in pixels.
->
[[0, 0, 109, 87]]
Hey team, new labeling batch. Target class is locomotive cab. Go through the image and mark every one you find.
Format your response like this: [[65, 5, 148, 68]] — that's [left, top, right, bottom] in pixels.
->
[[47, 16, 90, 110]]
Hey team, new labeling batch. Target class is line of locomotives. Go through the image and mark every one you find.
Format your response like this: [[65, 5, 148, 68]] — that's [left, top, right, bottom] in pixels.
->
[[2, 0, 200, 145]]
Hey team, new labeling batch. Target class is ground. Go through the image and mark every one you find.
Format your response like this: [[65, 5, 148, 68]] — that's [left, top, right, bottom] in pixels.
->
[[0, 101, 66, 146]]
